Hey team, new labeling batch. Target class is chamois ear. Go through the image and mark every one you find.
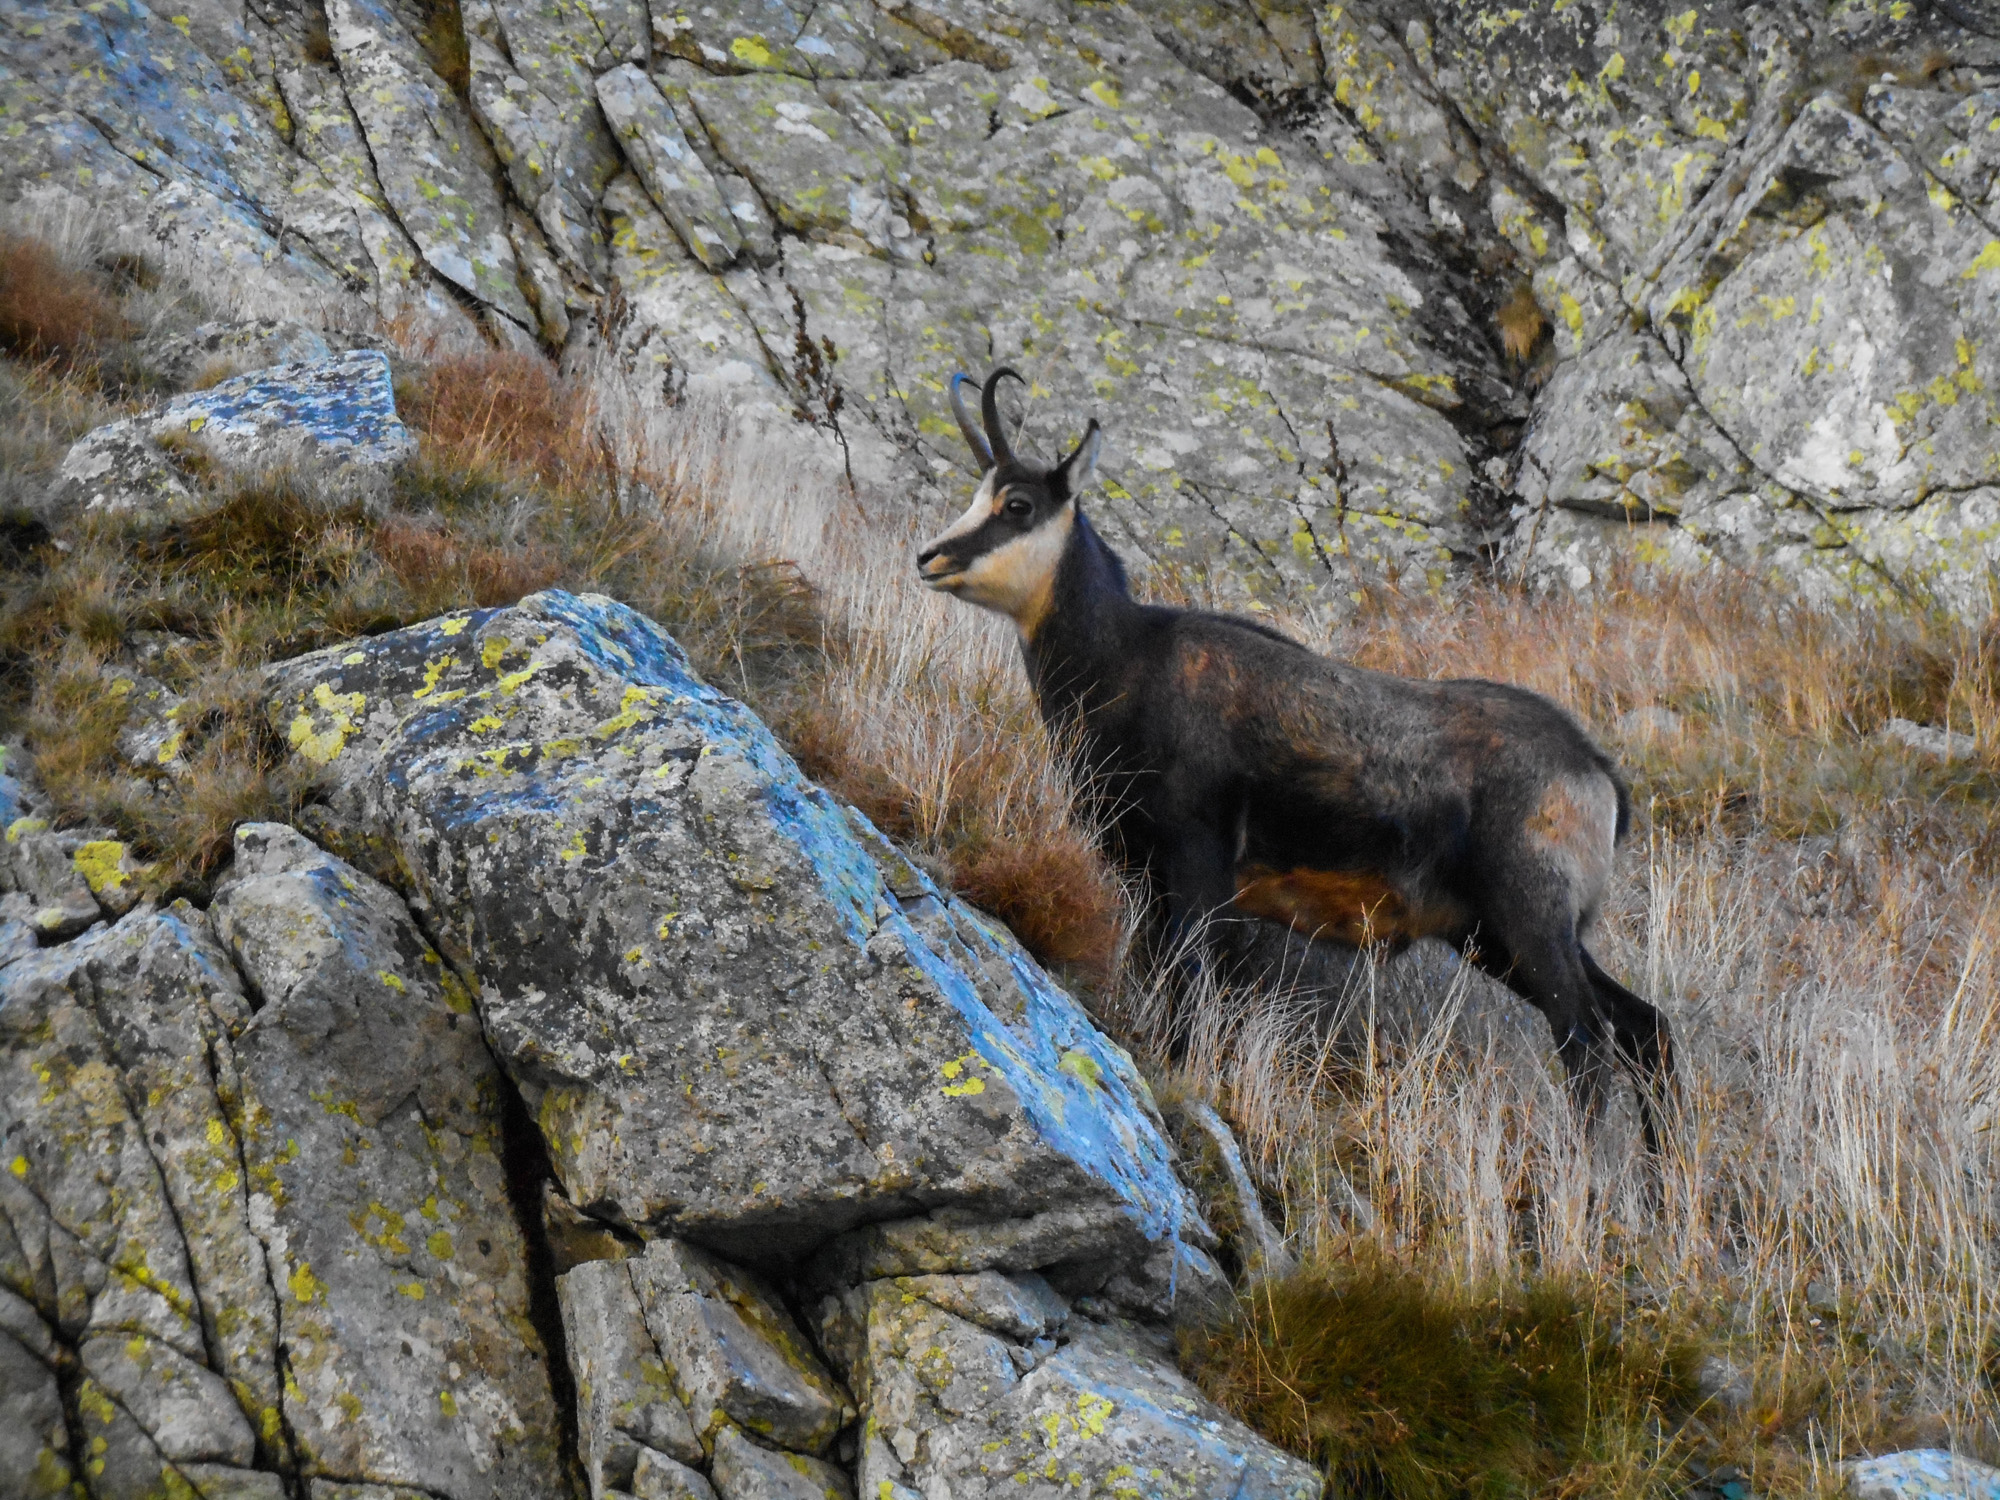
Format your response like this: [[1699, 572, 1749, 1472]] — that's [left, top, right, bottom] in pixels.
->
[[1054, 420, 1102, 499]]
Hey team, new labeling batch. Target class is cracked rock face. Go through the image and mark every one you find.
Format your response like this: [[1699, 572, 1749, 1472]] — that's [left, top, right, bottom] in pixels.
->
[[264, 589, 1210, 1276], [816, 1276, 1320, 1500], [0, 826, 565, 1499], [6, 0, 1995, 599]]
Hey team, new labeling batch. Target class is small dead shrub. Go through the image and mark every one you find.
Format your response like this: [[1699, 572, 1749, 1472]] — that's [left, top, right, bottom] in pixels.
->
[[373, 516, 562, 611], [950, 836, 1126, 977], [302, 6, 336, 62]]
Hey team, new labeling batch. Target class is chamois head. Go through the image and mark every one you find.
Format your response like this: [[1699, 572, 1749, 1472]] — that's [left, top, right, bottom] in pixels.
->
[[916, 368, 1102, 633]]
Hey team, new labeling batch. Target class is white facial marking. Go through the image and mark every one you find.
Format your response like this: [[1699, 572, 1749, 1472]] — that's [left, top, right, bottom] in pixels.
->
[[920, 472, 1000, 573]]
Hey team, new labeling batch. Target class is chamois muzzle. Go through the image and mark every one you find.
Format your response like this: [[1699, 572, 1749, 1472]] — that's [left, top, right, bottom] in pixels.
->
[[915, 539, 965, 584]]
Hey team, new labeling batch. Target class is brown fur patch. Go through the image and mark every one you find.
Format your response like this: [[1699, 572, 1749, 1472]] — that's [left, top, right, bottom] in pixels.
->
[[1524, 777, 1618, 910], [1526, 781, 1594, 847], [1233, 865, 1459, 947]]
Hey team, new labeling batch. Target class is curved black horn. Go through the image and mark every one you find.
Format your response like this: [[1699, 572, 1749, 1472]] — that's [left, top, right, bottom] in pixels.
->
[[948, 373, 993, 469], [982, 367, 1025, 468]]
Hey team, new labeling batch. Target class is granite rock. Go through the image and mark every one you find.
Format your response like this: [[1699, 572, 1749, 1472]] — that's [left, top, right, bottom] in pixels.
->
[[55, 352, 416, 520], [264, 590, 1211, 1281]]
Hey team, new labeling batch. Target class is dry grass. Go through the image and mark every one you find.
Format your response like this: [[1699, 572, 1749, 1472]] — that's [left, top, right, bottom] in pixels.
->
[[416, 0, 472, 96], [0, 233, 130, 371], [1495, 283, 1548, 364]]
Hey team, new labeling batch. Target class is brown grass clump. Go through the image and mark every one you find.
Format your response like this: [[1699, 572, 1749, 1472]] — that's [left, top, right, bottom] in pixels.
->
[[1495, 282, 1546, 362], [403, 350, 594, 487], [302, 5, 336, 62], [373, 517, 563, 611], [0, 234, 129, 370]]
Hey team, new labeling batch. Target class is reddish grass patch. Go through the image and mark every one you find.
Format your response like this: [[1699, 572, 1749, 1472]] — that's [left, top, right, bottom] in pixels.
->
[[786, 693, 1128, 979], [374, 517, 562, 609], [404, 350, 595, 486], [0, 235, 128, 369]]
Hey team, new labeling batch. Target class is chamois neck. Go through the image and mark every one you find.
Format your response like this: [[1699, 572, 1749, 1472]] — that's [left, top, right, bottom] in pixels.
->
[[1019, 509, 1141, 719]]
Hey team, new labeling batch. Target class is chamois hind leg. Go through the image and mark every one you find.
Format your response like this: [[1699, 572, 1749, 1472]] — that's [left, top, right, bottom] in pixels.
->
[[1471, 916, 1618, 1126], [1581, 948, 1675, 1155], [1581, 949, 1672, 1084]]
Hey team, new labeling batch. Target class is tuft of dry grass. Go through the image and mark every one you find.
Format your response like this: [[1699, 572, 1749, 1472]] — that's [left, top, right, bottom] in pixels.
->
[[416, 0, 472, 95], [0, 234, 130, 371], [402, 350, 596, 487], [302, 5, 336, 63], [1495, 283, 1547, 363]]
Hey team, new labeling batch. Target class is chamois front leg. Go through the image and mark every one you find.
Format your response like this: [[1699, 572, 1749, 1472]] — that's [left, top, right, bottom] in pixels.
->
[[1151, 810, 1243, 1060]]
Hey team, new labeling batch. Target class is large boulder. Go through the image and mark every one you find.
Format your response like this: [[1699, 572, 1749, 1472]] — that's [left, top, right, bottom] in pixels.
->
[[265, 589, 1212, 1285], [54, 351, 416, 520]]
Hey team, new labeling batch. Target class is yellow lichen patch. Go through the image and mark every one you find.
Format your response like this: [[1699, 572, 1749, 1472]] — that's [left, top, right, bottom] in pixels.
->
[[354, 1202, 411, 1255], [940, 1052, 987, 1098], [6, 816, 48, 842], [72, 840, 131, 895], [289, 683, 367, 765], [1965, 240, 2000, 278], [561, 829, 589, 863], [411, 654, 459, 701], [288, 1263, 327, 1305], [378, 970, 406, 992], [1057, 1049, 1103, 1088], [1076, 1390, 1114, 1437], [439, 970, 476, 1015], [428, 1230, 454, 1260], [481, 635, 513, 670], [439, 615, 471, 636], [594, 684, 664, 739]]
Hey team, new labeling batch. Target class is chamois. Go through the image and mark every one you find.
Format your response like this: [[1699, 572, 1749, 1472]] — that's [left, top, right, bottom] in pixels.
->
[[916, 369, 1673, 1124]]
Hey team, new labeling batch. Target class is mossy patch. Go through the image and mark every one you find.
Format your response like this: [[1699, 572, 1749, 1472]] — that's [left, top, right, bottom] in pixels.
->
[[1184, 1252, 1701, 1500]]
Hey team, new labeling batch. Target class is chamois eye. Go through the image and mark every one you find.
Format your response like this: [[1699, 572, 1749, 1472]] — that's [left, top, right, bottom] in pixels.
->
[[1005, 495, 1033, 518]]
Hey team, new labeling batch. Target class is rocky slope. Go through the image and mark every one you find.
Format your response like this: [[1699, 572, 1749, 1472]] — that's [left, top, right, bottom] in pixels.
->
[[3, 0, 1993, 601], [1, 586, 1316, 1498]]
